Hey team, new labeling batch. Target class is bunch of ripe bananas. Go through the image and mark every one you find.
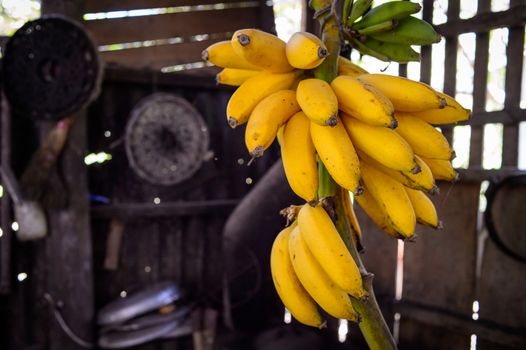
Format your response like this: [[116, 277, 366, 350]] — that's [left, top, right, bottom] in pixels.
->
[[202, 1, 470, 328]]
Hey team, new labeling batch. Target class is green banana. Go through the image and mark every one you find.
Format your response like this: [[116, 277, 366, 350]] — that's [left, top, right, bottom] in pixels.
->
[[347, 0, 373, 26], [362, 37, 420, 63], [370, 16, 442, 45], [353, 1, 421, 30], [351, 37, 389, 62], [357, 20, 397, 35]]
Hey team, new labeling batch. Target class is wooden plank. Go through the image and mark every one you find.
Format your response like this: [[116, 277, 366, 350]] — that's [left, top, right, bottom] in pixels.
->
[[44, 113, 95, 349], [501, 0, 525, 167], [399, 318, 470, 350], [457, 108, 526, 126], [419, 0, 433, 84], [100, 39, 225, 70], [435, 5, 526, 37], [468, 0, 489, 170], [85, 7, 259, 46], [84, 0, 247, 13], [0, 91, 12, 294], [399, 182, 479, 349], [91, 199, 240, 219], [479, 181, 526, 336]]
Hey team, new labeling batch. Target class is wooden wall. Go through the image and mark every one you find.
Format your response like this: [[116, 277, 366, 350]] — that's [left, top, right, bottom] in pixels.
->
[[81, 0, 276, 72], [350, 1, 526, 349]]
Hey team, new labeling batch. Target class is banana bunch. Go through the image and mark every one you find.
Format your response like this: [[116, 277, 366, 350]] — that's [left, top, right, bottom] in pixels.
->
[[343, 0, 441, 62], [271, 203, 365, 328], [203, 21, 470, 327]]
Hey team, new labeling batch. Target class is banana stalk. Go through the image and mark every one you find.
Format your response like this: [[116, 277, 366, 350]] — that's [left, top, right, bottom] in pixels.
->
[[311, 1, 397, 349]]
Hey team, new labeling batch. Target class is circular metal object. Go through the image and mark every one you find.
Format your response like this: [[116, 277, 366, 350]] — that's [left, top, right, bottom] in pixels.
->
[[2, 15, 102, 120], [125, 93, 209, 186]]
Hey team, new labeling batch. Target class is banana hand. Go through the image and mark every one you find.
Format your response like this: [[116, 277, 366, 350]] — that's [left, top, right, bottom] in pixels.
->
[[298, 204, 367, 299], [271, 224, 324, 328], [289, 226, 359, 321]]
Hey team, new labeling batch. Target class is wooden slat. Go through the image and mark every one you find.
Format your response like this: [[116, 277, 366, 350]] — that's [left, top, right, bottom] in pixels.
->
[[399, 182, 480, 349], [457, 108, 526, 126], [468, 0, 490, 169], [91, 199, 240, 219], [419, 0, 434, 84], [501, 0, 525, 167], [435, 5, 526, 37], [84, 0, 246, 13], [85, 7, 259, 46], [100, 39, 226, 70]]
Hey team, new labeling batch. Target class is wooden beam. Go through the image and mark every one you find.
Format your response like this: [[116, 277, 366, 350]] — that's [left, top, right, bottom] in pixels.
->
[[91, 199, 240, 219], [85, 7, 259, 46], [103, 67, 229, 89], [100, 38, 227, 70], [435, 5, 526, 37], [84, 0, 247, 13], [419, 0, 434, 84]]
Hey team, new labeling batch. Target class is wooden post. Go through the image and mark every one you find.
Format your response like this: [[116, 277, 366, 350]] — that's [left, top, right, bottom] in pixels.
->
[[39, 1, 95, 348]]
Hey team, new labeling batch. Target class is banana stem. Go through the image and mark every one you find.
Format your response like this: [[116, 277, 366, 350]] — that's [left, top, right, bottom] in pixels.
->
[[311, 1, 397, 349]]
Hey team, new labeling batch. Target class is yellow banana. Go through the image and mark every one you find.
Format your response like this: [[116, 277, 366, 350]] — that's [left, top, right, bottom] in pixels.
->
[[202, 40, 261, 70], [310, 116, 362, 194], [297, 78, 339, 126], [226, 70, 299, 128], [355, 185, 405, 240], [358, 74, 446, 112], [271, 224, 324, 328], [395, 112, 454, 160], [404, 188, 441, 229], [216, 68, 260, 86], [411, 92, 471, 124], [331, 75, 396, 128], [286, 31, 328, 69], [288, 226, 358, 321], [338, 56, 369, 77], [298, 204, 367, 299], [421, 157, 459, 182], [360, 162, 416, 238], [340, 188, 362, 241], [341, 114, 419, 173], [277, 112, 318, 202], [245, 90, 301, 157], [231, 28, 294, 73], [357, 150, 438, 194]]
